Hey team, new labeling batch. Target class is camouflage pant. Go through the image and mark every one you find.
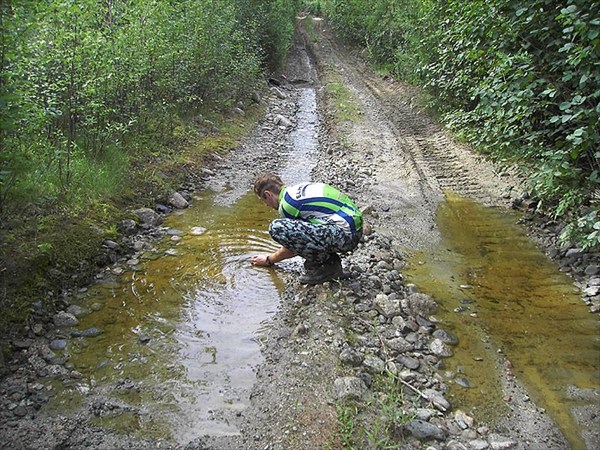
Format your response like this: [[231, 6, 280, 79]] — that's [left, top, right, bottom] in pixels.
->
[[269, 218, 361, 265]]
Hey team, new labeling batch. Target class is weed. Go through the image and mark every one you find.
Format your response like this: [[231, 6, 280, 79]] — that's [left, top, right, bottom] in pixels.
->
[[336, 402, 358, 449]]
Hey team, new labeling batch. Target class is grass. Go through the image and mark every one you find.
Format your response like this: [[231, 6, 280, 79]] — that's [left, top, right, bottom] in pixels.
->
[[323, 72, 362, 122], [304, 16, 319, 44]]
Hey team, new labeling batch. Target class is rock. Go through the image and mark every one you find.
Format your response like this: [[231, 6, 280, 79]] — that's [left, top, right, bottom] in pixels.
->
[[447, 441, 468, 450], [103, 240, 119, 249], [155, 204, 171, 214], [270, 86, 287, 99], [362, 355, 385, 374], [488, 434, 517, 449], [564, 248, 583, 258], [274, 114, 292, 127], [429, 338, 454, 357], [49, 339, 67, 351], [456, 377, 471, 388], [190, 226, 207, 235], [66, 304, 91, 318], [423, 388, 451, 412], [12, 340, 33, 350], [469, 439, 490, 450], [373, 293, 401, 318], [392, 315, 410, 332], [584, 265, 598, 276], [133, 208, 163, 226], [414, 408, 434, 421], [71, 327, 103, 338], [12, 405, 28, 418], [583, 285, 600, 297], [168, 192, 189, 209], [118, 219, 138, 235], [397, 355, 420, 370], [404, 293, 438, 316], [404, 419, 448, 441], [386, 337, 413, 353], [233, 107, 245, 116], [433, 329, 459, 345], [251, 91, 261, 103], [454, 410, 474, 429], [334, 376, 367, 401], [339, 347, 363, 366], [53, 311, 79, 327]]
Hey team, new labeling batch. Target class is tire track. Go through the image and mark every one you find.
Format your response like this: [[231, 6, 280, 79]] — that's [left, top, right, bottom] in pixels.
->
[[316, 26, 517, 208]]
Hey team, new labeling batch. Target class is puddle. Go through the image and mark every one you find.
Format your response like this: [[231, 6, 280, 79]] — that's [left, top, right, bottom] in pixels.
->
[[49, 86, 320, 443], [280, 87, 318, 184], [65, 191, 282, 442], [406, 192, 599, 449]]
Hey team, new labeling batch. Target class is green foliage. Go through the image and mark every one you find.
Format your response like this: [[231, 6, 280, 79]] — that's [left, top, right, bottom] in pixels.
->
[[334, 371, 413, 449], [560, 207, 600, 249], [0, 0, 297, 214], [301, 0, 324, 16], [321, 0, 600, 248], [325, 73, 362, 121]]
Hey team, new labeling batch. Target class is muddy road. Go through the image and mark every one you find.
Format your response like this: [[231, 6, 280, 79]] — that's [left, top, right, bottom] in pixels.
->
[[1, 17, 598, 450]]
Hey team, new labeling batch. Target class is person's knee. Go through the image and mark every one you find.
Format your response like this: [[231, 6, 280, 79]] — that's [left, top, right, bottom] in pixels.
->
[[268, 219, 287, 240]]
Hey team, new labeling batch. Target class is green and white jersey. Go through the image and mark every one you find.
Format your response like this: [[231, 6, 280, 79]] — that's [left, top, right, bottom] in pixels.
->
[[278, 183, 363, 235]]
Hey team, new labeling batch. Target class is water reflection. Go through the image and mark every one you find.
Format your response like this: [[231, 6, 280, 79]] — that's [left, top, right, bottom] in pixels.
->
[[407, 192, 599, 449], [67, 191, 282, 442]]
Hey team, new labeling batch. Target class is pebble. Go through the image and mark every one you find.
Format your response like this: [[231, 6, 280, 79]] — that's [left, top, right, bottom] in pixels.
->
[[339, 347, 363, 366], [455, 377, 471, 388], [470, 439, 490, 450], [362, 355, 385, 374], [12, 406, 28, 417], [488, 434, 517, 449], [49, 339, 67, 351], [433, 329, 459, 345], [66, 304, 91, 318], [168, 192, 189, 209], [430, 338, 454, 357], [53, 311, 79, 327], [405, 419, 448, 440], [584, 265, 598, 276], [397, 355, 420, 370], [454, 410, 474, 429], [189, 226, 207, 235], [334, 376, 366, 401]]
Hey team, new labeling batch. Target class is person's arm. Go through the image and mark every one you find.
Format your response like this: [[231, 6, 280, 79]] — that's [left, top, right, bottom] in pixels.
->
[[251, 246, 295, 267]]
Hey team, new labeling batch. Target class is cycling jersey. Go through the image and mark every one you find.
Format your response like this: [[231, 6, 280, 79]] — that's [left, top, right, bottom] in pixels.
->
[[278, 182, 363, 235]]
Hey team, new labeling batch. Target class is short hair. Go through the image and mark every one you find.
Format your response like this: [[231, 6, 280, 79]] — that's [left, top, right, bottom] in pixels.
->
[[254, 173, 284, 197]]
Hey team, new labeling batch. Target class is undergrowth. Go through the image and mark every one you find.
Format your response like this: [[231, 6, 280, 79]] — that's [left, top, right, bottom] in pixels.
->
[[0, 105, 262, 349]]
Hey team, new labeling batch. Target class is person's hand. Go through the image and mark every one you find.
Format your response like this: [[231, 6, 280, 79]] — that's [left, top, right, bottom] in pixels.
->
[[251, 255, 272, 267]]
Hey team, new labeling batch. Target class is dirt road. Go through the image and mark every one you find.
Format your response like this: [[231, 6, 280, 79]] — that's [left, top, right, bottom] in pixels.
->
[[1, 17, 597, 450], [198, 18, 586, 450]]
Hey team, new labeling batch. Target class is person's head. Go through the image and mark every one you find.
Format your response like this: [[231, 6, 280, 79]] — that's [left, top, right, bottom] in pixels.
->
[[254, 173, 283, 209]]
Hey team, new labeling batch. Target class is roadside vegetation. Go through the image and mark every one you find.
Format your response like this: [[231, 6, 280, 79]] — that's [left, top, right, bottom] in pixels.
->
[[304, 0, 600, 249], [0, 0, 297, 333]]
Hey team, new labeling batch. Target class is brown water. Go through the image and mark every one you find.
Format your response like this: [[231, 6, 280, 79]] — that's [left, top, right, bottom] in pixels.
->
[[48, 86, 320, 443], [407, 192, 599, 449], [62, 190, 282, 442]]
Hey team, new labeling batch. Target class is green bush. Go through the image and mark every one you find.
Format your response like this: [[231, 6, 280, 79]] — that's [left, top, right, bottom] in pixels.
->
[[321, 0, 600, 248], [0, 0, 297, 214]]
